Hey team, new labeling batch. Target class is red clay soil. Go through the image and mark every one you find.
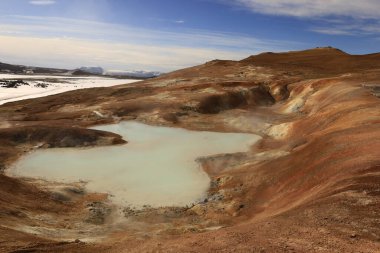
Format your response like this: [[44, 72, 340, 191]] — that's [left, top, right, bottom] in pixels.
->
[[0, 48, 379, 252]]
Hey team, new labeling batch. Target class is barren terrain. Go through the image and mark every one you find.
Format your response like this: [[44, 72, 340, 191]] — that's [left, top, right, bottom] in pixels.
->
[[0, 47, 379, 252]]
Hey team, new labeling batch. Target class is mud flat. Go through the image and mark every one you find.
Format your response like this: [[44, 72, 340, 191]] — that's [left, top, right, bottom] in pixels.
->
[[9, 121, 260, 208]]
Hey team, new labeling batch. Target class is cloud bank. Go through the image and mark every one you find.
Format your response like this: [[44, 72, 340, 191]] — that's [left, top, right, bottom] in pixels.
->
[[233, 0, 380, 19], [0, 15, 298, 71], [230, 0, 380, 36]]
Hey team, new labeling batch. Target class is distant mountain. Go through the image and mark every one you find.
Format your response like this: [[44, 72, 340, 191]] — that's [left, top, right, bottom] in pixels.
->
[[105, 70, 161, 79], [0, 61, 161, 79], [79, 67, 104, 75], [0, 62, 68, 75]]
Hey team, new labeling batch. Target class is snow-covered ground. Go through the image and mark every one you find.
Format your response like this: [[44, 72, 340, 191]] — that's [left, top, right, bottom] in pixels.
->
[[0, 74, 139, 105]]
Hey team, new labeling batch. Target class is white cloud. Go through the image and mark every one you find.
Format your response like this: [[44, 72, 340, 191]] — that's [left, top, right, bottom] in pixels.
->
[[149, 17, 186, 25], [310, 27, 354, 36], [310, 19, 380, 36], [0, 15, 300, 71], [232, 0, 380, 19], [29, 0, 56, 5], [227, 0, 380, 36]]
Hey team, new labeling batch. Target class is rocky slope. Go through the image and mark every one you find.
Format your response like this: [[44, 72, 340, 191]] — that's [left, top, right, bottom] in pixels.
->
[[0, 47, 379, 252]]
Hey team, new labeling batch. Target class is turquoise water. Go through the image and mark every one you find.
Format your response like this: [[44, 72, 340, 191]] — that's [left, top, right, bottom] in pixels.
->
[[11, 121, 260, 208]]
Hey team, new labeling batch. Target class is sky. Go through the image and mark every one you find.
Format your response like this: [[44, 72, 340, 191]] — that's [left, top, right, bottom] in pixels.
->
[[0, 0, 379, 72]]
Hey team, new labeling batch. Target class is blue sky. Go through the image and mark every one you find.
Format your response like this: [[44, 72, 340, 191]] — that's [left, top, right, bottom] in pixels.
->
[[0, 0, 379, 71]]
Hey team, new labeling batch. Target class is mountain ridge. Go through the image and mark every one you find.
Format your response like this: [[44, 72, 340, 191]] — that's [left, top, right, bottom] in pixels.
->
[[0, 61, 161, 79]]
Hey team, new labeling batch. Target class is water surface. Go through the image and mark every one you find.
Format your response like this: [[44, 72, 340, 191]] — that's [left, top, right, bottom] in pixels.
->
[[11, 122, 260, 208]]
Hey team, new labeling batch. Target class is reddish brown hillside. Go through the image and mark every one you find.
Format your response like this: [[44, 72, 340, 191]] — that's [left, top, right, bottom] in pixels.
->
[[242, 47, 380, 75]]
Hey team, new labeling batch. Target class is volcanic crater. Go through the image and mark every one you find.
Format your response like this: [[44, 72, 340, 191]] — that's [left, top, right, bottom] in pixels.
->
[[0, 47, 379, 252]]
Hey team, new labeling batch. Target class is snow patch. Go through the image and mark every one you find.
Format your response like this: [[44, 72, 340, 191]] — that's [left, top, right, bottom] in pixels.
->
[[0, 74, 139, 105]]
